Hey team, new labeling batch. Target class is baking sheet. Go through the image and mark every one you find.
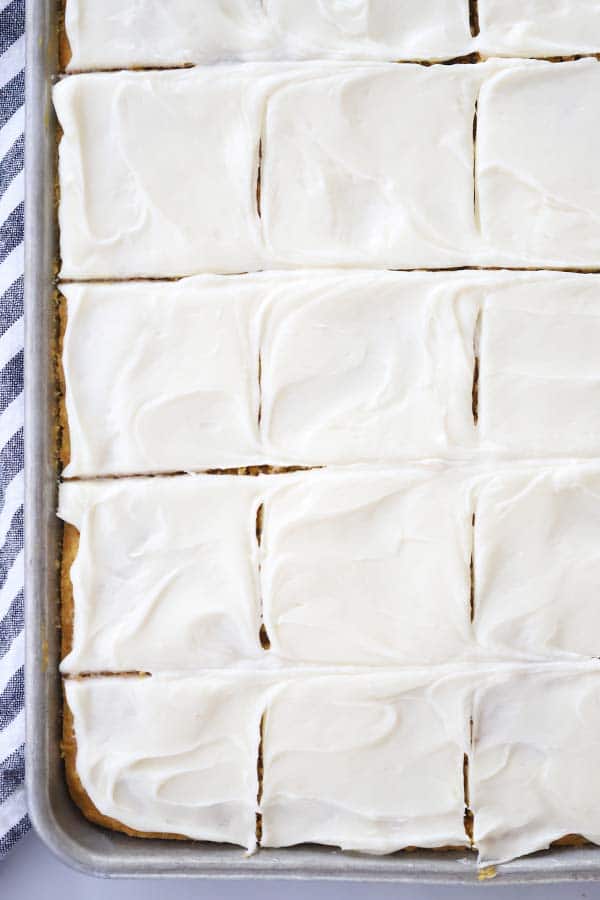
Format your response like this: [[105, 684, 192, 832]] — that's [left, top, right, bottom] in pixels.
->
[[23, 0, 600, 882]]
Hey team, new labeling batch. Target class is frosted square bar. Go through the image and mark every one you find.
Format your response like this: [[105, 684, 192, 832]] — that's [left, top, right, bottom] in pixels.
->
[[478, 0, 600, 57], [477, 59, 600, 268], [260, 270, 477, 464], [261, 63, 483, 268], [61, 278, 262, 476], [59, 476, 263, 673], [471, 665, 600, 866], [474, 466, 600, 660], [261, 672, 471, 852], [477, 273, 600, 457], [54, 68, 267, 278], [64, 673, 265, 848], [261, 469, 474, 666]]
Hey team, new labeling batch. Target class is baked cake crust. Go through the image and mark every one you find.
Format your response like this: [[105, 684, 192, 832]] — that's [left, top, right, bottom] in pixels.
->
[[60, 522, 77, 661], [58, 0, 71, 72], [56, 292, 70, 473]]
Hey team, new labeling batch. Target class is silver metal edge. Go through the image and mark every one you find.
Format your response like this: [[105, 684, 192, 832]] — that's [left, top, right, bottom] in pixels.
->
[[22, 0, 600, 882]]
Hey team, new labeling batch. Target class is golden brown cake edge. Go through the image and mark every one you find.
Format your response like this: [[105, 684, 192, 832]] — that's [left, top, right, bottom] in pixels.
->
[[57, 0, 72, 71], [56, 291, 70, 472]]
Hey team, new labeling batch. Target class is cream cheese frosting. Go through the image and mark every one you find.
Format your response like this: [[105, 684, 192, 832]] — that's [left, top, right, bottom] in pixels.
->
[[64, 673, 267, 848], [260, 670, 471, 852], [260, 468, 475, 666], [64, 0, 474, 70], [476, 58, 600, 268], [53, 66, 270, 278], [259, 272, 477, 463], [54, 61, 483, 276], [54, 27, 600, 866], [59, 467, 475, 672], [477, 272, 600, 457], [55, 60, 600, 275], [474, 466, 600, 661], [477, 0, 600, 57], [470, 664, 600, 866], [59, 476, 264, 673], [65, 664, 600, 858], [61, 271, 600, 476], [260, 61, 485, 269], [61, 464, 600, 672], [64, 0, 600, 67], [61, 278, 263, 476], [62, 271, 479, 475]]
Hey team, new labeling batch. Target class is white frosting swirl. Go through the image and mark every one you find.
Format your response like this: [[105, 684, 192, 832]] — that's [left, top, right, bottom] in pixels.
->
[[258, 270, 478, 463], [478, 0, 600, 57], [55, 60, 600, 276], [65, 0, 600, 67], [59, 467, 476, 673], [477, 270, 600, 458], [476, 60, 600, 268], [66, 665, 600, 859], [475, 466, 600, 661], [471, 663, 600, 866], [64, 673, 266, 848], [62, 270, 600, 478], [61, 277, 263, 477], [65, 0, 474, 69], [261, 669, 472, 852], [59, 476, 264, 674], [261, 468, 475, 666]]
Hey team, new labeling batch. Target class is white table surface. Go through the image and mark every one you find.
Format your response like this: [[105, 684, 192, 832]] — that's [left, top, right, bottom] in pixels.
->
[[2, 831, 600, 899]]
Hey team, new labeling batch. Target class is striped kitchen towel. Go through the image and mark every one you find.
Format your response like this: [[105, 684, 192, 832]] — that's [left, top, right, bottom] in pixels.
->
[[0, 0, 27, 858]]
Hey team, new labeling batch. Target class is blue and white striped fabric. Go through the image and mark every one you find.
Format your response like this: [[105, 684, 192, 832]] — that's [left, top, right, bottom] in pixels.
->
[[0, 0, 27, 858]]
